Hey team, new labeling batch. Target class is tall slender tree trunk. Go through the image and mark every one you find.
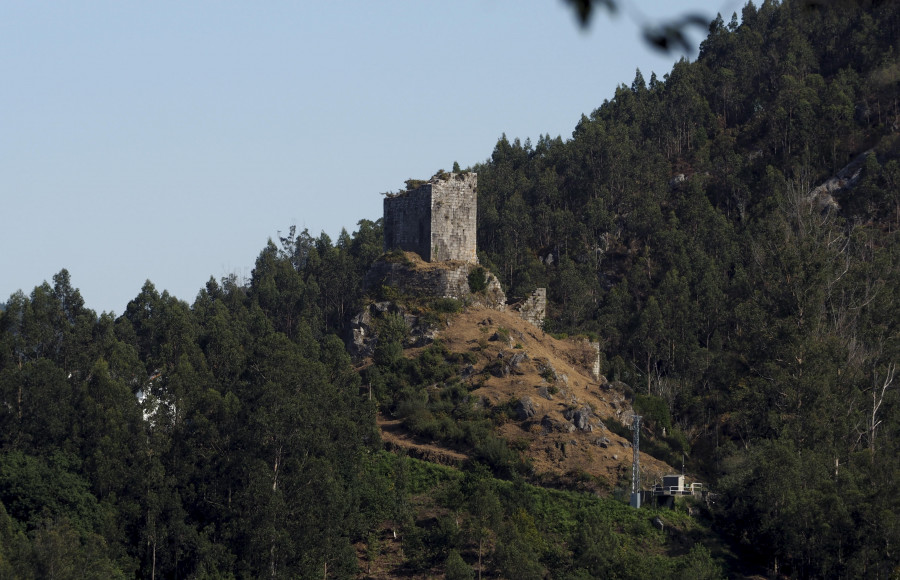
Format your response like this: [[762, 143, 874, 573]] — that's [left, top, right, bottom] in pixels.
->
[[869, 363, 895, 460], [270, 543, 276, 579], [478, 538, 483, 580]]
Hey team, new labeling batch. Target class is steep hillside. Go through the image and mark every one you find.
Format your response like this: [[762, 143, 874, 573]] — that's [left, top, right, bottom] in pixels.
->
[[469, 1, 900, 576], [385, 305, 677, 488]]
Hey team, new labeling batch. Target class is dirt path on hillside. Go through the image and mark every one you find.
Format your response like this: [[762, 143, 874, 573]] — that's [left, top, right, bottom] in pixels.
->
[[377, 415, 469, 466]]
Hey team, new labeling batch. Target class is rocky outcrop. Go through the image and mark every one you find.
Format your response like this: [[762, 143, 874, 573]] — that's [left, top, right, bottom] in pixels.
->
[[564, 405, 596, 432], [347, 300, 438, 359], [541, 414, 575, 434], [808, 149, 874, 211], [536, 385, 554, 400], [349, 308, 376, 359], [514, 396, 537, 421], [362, 254, 506, 309]]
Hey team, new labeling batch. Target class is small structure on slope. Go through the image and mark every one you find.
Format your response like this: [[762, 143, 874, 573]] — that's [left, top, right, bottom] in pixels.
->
[[652, 474, 704, 497]]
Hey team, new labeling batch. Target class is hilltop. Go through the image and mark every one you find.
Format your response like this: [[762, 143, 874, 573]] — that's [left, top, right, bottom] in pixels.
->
[[375, 303, 678, 489]]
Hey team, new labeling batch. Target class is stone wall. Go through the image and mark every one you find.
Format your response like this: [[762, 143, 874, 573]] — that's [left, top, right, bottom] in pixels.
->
[[363, 256, 504, 307], [383, 173, 477, 263], [515, 288, 547, 329], [372, 260, 471, 300], [430, 173, 477, 262], [383, 187, 431, 261]]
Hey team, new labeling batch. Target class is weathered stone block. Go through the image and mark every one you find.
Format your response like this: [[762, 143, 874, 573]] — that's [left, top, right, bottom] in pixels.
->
[[383, 173, 477, 263], [514, 288, 547, 328]]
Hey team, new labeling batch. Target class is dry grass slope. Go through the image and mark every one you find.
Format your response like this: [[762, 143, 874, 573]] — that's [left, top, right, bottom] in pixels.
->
[[377, 304, 675, 491]]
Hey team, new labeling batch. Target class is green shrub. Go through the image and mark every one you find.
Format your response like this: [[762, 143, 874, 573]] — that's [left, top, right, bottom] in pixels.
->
[[665, 429, 690, 456], [378, 284, 401, 301], [468, 267, 487, 293], [373, 312, 409, 368], [405, 456, 461, 494], [383, 248, 411, 264], [445, 550, 474, 580], [633, 394, 672, 430], [539, 366, 556, 383], [677, 544, 723, 580], [432, 297, 463, 313], [475, 435, 526, 478], [605, 416, 632, 440], [418, 344, 455, 382]]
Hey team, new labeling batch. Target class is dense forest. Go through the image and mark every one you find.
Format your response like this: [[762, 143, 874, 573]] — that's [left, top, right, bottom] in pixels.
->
[[1, 0, 898, 577], [473, 0, 900, 576]]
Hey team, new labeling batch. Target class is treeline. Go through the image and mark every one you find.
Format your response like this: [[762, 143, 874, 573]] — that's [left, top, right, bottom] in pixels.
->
[[473, 0, 900, 576], [0, 257, 722, 579], [0, 249, 386, 577]]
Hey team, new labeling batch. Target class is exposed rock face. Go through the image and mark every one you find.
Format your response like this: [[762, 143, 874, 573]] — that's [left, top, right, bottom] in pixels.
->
[[808, 149, 874, 211], [350, 254, 515, 361], [363, 254, 506, 309], [537, 359, 561, 384], [349, 308, 375, 358], [490, 331, 512, 345], [564, 405, 595, 431], [347, 300, 437, 359], [515, 396, 537, 421], [541, 414, 575, 434], [536, 386, 554, 400], [508, 352, 528, 372], [489, 350, 530, 378], [482, 274, 507, 310]]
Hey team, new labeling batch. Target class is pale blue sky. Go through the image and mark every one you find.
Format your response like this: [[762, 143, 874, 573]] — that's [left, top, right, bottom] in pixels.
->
[[2, 0, 738, 314]]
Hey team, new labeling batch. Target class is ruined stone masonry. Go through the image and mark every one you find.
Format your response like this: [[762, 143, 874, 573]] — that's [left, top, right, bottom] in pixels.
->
[[590, 341, 601, 381], [383, 172, 478, 263], [513, 288, 547, 329], [363, 256, 504, 308], [377, 170, 547, 329]]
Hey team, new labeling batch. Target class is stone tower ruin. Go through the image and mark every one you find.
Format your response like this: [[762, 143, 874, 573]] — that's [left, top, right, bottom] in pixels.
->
[[383, 172, 477, 263]]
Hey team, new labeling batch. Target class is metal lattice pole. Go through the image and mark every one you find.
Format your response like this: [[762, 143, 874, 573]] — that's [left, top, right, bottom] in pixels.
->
[[631, 415, 642, 508]]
